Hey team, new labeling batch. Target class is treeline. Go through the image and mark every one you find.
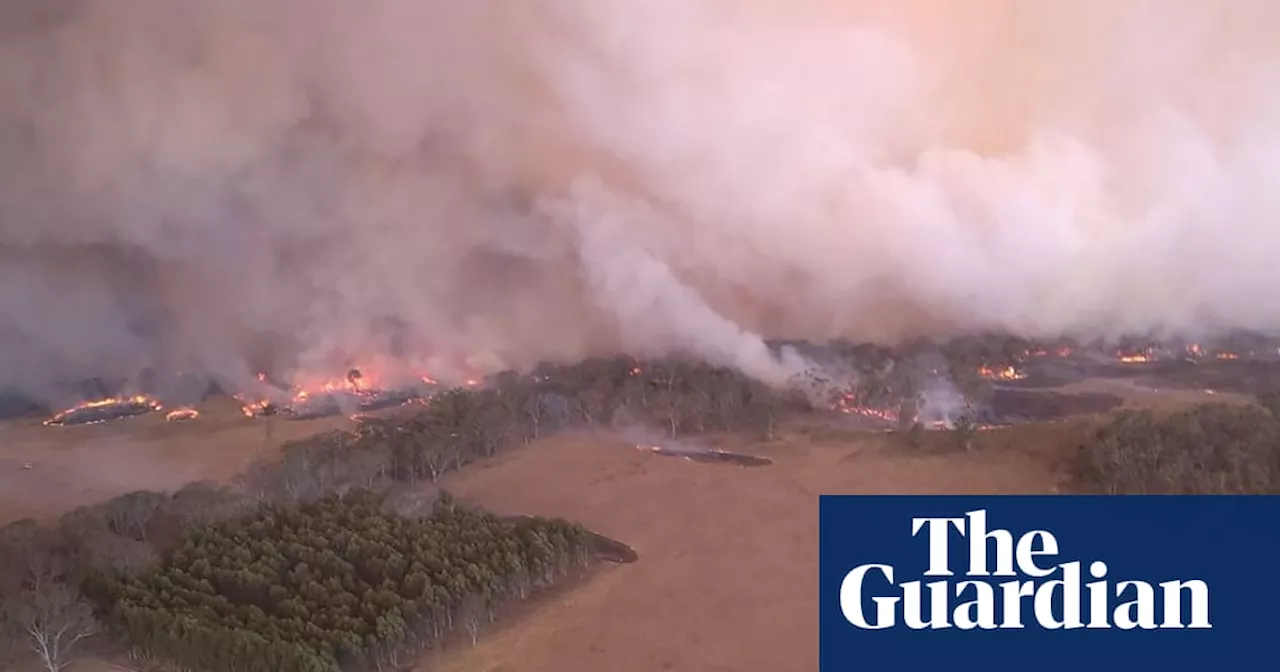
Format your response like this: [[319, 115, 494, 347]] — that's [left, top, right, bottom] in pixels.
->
[[1075, 400, 1280, 494], [90, 490, 592, 672], [523, 355, 815, 437]]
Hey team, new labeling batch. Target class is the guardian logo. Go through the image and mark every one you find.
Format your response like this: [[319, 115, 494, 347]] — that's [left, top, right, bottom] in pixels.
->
[[840, 509, 1211, 631]]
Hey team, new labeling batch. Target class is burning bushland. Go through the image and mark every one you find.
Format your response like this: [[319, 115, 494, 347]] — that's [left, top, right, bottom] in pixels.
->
[[42, 395, 162, 427], [33, 366, 431, 427], [23, 331, 1280, 432], [235, 369, 431, 421]]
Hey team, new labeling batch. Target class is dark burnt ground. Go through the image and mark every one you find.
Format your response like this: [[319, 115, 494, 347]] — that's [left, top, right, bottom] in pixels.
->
[[992, 361, 1092, 389], [1033, 358, 1175, 382], [587, 531, 640, 563], [283, 388, 424, 420], [1049, 357, 1280, 394], [357, 389, 420, 412], [680, 450, 773, 467], [982, 389, 1124, 423], [985, 356, 1280, 398], [1141, 359, 1280, 394], [43, 399, 160, 426], [639, 445, 774, 467], [282, 395, 344, 420]]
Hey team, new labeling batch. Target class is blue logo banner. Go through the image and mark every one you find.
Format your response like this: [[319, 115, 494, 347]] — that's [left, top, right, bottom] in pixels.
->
[[819, 495, 1280, 671]]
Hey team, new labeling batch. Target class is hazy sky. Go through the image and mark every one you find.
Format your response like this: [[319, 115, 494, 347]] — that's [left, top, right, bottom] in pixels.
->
[[2, 0, 1278, 398]]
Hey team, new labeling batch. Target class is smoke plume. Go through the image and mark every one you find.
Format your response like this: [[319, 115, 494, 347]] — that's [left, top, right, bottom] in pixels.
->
[[2, 0, 1279, 402]]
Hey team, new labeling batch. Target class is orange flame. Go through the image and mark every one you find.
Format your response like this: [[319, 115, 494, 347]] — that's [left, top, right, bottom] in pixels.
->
[[165, 407, 200, 422], [829, 393, 900, 423], [843, 406, 898, 422], [237, 396, 273, 418], [237, 366, 425, 417], [43, 395, 162, 426], [979, 365, 1026, 381]]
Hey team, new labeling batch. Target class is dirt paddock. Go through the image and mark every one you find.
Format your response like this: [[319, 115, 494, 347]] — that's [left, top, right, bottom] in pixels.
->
[[422, 426, 1071, 672]]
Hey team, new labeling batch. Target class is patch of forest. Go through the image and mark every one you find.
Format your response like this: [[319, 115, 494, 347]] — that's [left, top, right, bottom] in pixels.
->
[[89, 491, 596, 672], [1074, 399, 1280, 494]]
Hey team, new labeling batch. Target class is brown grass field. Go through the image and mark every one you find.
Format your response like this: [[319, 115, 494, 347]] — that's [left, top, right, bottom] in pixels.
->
[[0, 397, 350, 526], [0, 382, 1237, 672]]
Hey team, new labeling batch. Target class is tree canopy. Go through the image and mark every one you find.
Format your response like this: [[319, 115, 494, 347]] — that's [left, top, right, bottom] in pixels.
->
[[94, 491, 594, 672]]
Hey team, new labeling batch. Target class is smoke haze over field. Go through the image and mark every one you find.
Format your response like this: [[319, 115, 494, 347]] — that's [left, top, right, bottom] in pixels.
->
[[2, 0, 1280, 401]]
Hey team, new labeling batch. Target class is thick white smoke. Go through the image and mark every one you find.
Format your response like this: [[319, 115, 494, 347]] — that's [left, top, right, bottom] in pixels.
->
[[1, 0, 1279, 401]]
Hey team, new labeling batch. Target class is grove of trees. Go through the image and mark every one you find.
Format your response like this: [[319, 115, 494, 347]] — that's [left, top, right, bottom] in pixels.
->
[[91, 490, 593, 672], [1075, 400, 1280, 494]]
